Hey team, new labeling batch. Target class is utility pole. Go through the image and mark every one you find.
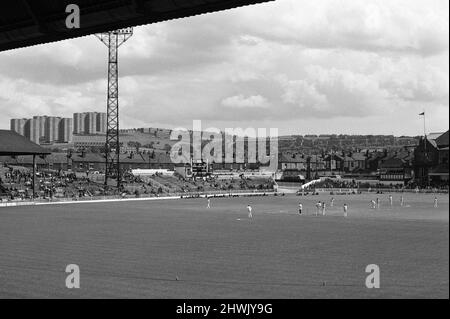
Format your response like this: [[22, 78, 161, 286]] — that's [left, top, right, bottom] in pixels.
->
[[96, 28, 133, 189]]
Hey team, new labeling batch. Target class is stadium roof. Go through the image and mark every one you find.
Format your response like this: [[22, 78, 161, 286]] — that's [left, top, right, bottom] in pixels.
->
[[436, 131, 449, 148], [279, 153, 306, 163], [427, 132, 445, 141], [0, 0, 274, 52], [0, 130, 51, 156], [380, 157, 406, 169]]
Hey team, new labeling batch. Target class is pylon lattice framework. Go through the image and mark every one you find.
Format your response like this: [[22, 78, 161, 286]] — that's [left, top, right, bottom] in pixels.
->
[[96, 28, 133, 188]]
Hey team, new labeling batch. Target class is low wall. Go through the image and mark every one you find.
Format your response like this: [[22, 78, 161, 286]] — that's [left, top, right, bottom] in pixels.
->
[[0, 189, 275, 208]]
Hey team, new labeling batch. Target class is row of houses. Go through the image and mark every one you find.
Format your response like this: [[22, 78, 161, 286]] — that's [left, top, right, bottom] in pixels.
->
[[279, 152, 375, 172], [279, 150, 413, 176], [278, 131, 448, 185], [0, 152, 175, 173]]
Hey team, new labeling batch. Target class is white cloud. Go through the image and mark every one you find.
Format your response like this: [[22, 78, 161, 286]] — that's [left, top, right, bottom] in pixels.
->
[[279, 77, 328, 110], [242, 0, 449, 56], [221, 95, 269, 108]]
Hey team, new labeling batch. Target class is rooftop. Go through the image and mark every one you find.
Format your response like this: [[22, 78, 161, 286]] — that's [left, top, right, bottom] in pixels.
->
[[0, 130, 51, 156]]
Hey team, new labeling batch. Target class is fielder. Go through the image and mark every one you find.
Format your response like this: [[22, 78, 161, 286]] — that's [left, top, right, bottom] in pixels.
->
[[247, 205, 253, 219], [315, 202, 322, 216]]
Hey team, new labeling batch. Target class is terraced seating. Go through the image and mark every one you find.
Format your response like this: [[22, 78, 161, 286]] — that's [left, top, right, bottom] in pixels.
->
[[0, 183, 10, 197]]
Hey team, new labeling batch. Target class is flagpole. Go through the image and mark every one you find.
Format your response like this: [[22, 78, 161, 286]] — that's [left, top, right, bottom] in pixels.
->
[[423, 111, 426, 138], [419, 111, 427, 153]]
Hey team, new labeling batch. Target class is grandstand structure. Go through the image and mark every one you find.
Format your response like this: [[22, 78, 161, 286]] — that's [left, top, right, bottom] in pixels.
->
[[0, 130, 51, 198], [0, 0, 273, 52]]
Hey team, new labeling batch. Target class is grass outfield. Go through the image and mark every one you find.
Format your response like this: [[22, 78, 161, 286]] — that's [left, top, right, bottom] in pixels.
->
[[0, 193, 448, 299]]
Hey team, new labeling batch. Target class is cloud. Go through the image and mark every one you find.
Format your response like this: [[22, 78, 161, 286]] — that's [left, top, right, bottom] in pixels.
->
[[280, 78, 327, 110], [243, 0, 449, 56], [376, 57, 449, 103], [221, 95, 269, 108]]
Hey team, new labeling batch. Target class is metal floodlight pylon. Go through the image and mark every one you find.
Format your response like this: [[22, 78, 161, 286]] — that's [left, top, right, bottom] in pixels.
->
[[96, 28, 133, 189]]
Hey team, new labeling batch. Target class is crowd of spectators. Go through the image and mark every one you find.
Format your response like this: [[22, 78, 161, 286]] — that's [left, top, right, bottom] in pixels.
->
[[0, 165, 108, 200], [305, 178, 448, 192], [2, 164, 447, 202]]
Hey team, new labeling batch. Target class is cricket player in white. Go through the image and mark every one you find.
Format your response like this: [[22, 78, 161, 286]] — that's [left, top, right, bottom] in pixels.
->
[[400, 196, 404, 207], [330, 197, 335, 207], [371, 200, 376, 209], [316, 202, 321, 216], [343, 204, 348, 217], [207, 198, 211, 209], [247, 205, 253, 219], [298, 203, 303, 215], [389, 195, 393, 207], [434, 197, 438, 208]]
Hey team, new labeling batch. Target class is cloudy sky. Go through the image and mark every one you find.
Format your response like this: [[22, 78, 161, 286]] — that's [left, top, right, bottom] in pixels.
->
[[0, 0, 448, 136]]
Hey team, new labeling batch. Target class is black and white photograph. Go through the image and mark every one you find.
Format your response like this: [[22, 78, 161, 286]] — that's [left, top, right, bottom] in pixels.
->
[[0, 0, 448, 306]]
